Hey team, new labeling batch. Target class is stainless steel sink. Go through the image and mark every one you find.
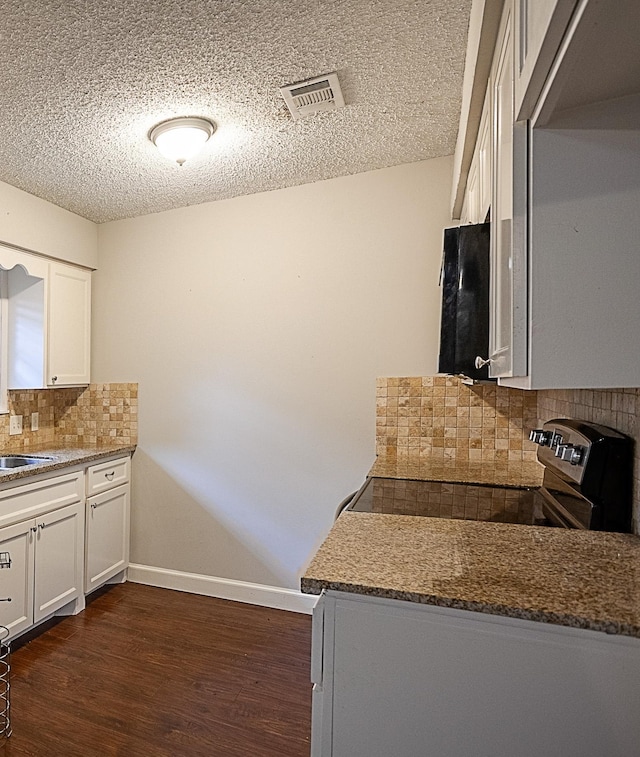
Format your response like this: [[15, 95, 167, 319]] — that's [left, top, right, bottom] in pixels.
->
[[0, 455, 54, 469]]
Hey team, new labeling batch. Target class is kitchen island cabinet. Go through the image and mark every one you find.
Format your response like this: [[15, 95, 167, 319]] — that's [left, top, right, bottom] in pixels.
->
[[311, 590, 640, 757], [303, 512, 640, 757]]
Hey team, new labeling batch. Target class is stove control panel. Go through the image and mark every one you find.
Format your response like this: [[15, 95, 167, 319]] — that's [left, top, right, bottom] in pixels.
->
[[531, 429, 585, 465], [532, 422, 592, 484], [532, 418, 633, 532]]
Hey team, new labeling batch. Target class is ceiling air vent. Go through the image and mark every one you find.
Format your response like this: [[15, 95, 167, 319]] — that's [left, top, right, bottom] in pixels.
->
[[280, 72, 345, 120]]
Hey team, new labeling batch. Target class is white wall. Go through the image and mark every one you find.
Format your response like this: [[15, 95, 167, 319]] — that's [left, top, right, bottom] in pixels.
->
[[93, 157, 452, 593], [0, 180, 97, 268]]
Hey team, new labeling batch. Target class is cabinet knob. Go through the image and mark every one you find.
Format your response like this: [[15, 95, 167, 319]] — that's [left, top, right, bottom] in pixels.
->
[[38, 522, 45, 530], [51, 376, 58, 384], [91, 503, 97, 510], [474, 356, 492, 369], [31, 526, 38, 533], [555, 443, 585, 466], [529, 429, 551, 446]]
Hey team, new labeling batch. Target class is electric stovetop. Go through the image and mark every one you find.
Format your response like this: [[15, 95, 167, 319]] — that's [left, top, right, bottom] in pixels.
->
[[347, 476, 547, 526]]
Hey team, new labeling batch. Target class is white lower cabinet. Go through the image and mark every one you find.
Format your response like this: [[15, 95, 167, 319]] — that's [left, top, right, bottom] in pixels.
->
[[0, 454, 132, 640], [33, 503, 83, 623], [0, 520, 34, 638], [85, 456, 131, 594], [311, 591, 640, 757], [0, 501, 83, 640], [85, 485, 130, 593]]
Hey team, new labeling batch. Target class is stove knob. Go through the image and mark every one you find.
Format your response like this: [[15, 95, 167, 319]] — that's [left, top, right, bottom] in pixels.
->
[[555, 444, 585, 465], [529, 429, 551, 446]]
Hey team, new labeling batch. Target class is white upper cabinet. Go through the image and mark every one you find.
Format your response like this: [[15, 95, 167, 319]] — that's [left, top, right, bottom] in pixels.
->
[[532, 0, 640, 127], [487, 1, 527, 379], [458, 0, 640, 389], [506, 0, 640, 389], [1, 247, 92, 389], [513, 0, 577, 119], [476, 93, 492, 225], [460, 158, 479, 225], [460, 90, 491, 227], [47, 262, 91, 386]]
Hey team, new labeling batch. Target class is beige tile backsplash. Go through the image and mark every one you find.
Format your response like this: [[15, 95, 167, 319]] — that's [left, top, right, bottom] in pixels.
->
[[376, 377, 538, 462], [377, 376, 640, 532], [0, 383, 138, 451]]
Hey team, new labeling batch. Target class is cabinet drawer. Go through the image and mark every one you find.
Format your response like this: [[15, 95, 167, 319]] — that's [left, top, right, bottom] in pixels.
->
[[0, 471, 84, 530], [86, 456, 130, 497]]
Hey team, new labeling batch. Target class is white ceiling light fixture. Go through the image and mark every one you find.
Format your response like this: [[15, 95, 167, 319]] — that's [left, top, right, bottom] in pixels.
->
[[149, 117, 216, 166]]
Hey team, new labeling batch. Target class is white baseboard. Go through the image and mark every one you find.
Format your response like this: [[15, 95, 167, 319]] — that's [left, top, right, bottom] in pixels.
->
[[127, 563, 318, 614]]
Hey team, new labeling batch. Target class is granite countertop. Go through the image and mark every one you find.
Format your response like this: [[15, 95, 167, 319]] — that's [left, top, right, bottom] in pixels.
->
[[0, 444, 136, 485], [369, 455, 544, 487], [302, 512, 640, 637]]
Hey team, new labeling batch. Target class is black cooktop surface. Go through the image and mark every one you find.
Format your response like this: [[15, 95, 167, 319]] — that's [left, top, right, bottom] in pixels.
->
[[348, 477, 548, 526]]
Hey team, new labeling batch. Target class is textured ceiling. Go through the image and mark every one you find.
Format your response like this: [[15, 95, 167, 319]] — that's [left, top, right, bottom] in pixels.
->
[[0, 0, 472, 224]]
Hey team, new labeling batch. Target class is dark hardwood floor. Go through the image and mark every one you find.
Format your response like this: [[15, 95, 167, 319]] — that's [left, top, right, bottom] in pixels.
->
[[2, 583, 312, 756]]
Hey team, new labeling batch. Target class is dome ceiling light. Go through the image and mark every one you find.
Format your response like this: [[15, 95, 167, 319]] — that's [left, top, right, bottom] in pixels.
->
[[149, 117, 216, 166]]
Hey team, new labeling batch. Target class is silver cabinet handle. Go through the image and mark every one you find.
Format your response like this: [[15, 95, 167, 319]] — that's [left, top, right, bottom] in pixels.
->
[[0, 598, 11, 603], [90, 503, 97, 510], [105, 471, 115, 481], [31, 526, 38, 533], [51, 375, 58, 383], [474, 356, 493, 369], [38, 522, 45, 530]]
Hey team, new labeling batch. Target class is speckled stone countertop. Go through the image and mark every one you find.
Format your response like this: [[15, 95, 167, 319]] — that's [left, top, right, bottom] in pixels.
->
[[302, 512, 640, 637], [370, 455, 544, 487], [0, 444, 136, 485]]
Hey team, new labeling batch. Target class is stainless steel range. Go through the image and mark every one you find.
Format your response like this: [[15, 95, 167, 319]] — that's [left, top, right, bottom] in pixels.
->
[[345, 419, 633, 532]]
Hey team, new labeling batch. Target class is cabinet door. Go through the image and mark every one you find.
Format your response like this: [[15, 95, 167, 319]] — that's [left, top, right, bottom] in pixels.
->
[[85, 484, 130, 593], [489, 3, 527, 379], [33, 503, 83, 623], [47, 262, 91, 386], [477, 92, 491, 224], [0, 520, 34, 639], [465, 158, 480, 224], [325, 593, 640, 757]]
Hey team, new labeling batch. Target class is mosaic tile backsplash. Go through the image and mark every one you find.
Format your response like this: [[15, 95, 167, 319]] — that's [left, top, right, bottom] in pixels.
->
[[0, 383, 138, 451], [376, 377, 538, 462], [377, 377, 640, 534]]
